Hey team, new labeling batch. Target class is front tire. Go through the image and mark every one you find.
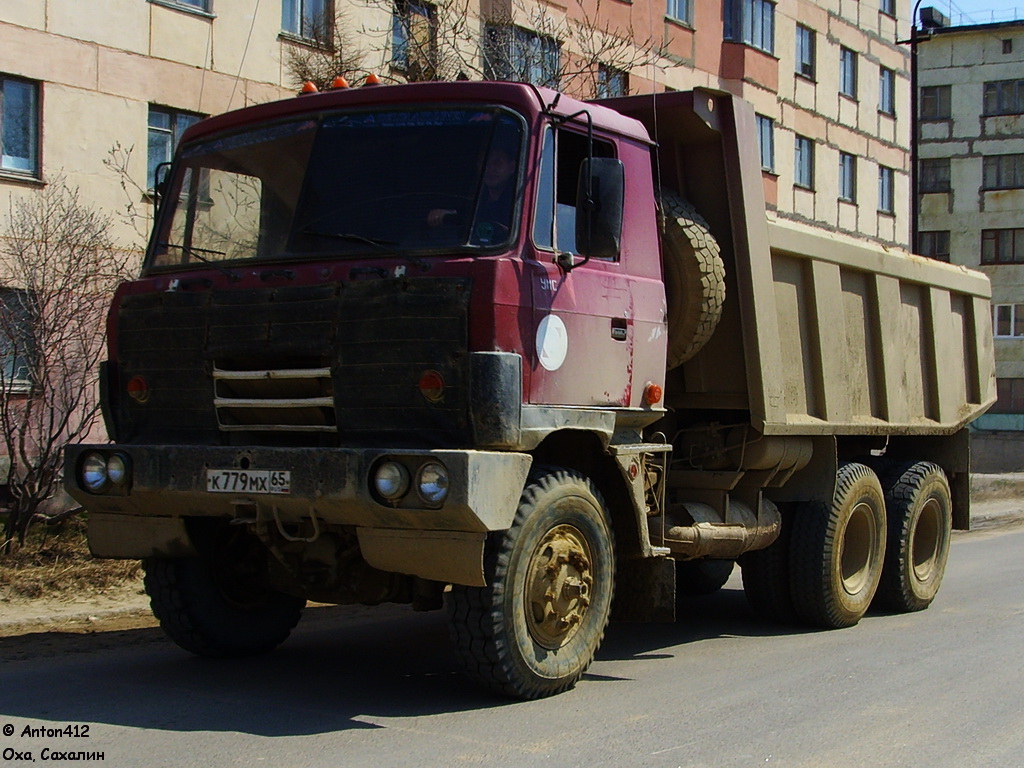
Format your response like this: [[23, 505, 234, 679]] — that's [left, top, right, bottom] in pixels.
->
[[447, 467, 615, 699], [143, 527, 305, 658], [789, 463, 886, 629], [874, 462, 952, 613]]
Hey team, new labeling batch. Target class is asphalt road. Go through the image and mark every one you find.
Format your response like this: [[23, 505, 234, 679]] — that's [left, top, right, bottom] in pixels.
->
[[1, 520, 1022, 768]]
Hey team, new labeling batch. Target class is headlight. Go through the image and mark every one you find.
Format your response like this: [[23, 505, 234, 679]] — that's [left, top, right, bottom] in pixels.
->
[[81, 452, 109, 492], [374, 460, 410, 501], [106, 454, 128, 486], [416, 462, 449, 504]]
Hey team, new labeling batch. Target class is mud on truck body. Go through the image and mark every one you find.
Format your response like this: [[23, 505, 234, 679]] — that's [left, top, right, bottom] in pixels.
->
[[65, 81, 995, 700]]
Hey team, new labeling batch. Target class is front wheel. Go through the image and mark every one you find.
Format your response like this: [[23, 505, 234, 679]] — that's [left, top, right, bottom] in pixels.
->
[[447, 467, 615, 699], [143, 527, 305, 658]]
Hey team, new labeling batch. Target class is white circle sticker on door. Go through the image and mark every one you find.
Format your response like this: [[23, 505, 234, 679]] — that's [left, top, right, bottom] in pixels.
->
[[536, 314, 568, 371]]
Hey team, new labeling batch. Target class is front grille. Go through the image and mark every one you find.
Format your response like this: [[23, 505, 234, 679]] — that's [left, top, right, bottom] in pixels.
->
[[114, 276, 471, 448], [213, 365, 336, 432]]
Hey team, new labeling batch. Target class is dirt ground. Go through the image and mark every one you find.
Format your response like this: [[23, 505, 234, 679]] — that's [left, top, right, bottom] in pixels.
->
[[2, 473, 1023, 650]]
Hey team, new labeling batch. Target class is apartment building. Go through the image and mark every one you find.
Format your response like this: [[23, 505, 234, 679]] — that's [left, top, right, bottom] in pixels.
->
[[0, 0, 912, 250], [917, 12, 1024, 470]]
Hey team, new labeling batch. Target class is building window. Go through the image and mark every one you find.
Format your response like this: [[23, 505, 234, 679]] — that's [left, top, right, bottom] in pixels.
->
[[392, 1, 436, 78], [920, 85, 951, 120], [918, 230, 950, 261], [666, 0, 691, 24], [154, 0, 211, 10], [0, 288, 35, 394], [724, 0, 775, 55], [794, 135, 814, 189], [1003, 39, 1013, 54], [148, 106, 202, 190], [484, 26, 561, 88], [879, 67, 896, 115], [880, 0, 895, 16], [840, 47, 857, 99], [838, 152, 856, 202], [982, 228, 1024, 264], [0, 76, 39, 176], [282, 0, 330, 40], [983, 154, 1024, 190], [596, 66, 628, 98], [795, 25, 815, 80], [992, 378, 1024, 413], [983, 79, 1024, 116], [878, 166, 894, 214], [994, 304, 1024, 338], [919, 158, 950, 193], [756, 115, 774, 172]]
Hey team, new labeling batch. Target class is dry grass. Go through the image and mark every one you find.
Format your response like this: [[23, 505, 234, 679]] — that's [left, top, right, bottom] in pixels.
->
[[0, 515, 141, 603]]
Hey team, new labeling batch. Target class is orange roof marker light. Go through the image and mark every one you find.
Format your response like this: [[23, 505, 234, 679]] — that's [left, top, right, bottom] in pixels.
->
[[299, 81, 319, 95], [331, 76, 350, 89], [363, 73, 382, 87]]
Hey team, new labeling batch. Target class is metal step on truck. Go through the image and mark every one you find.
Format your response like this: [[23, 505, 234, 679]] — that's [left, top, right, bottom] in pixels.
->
[[65, 80, 995, 700]]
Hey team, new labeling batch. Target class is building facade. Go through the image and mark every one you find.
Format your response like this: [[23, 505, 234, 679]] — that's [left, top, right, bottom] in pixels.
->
[[917, 14, 1024, 470], [0, 0, 913, 251]]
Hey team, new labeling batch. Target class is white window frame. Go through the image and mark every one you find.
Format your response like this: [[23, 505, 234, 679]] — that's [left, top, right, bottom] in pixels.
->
[[724, 0, 775, 55], [994, 303, 1024, 338], [839, 152, 856, 202], [596, 65, 628, 98], [756, 114, 775, 172], [148, 105, 203, 191], [666, 0, 691, 24], [484, 25, 562, 89], [794, 135, 814, 189], [795, 25, 815, 80], [0, 75, 40, 176], [878, 165, 894, 214], [840, 47, 857, 99], [879, 67, 895, 115], [282, 0, 331, 40]]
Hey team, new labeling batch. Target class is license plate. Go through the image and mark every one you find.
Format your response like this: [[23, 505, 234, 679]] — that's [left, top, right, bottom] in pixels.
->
[[206, 469, 291, 494]]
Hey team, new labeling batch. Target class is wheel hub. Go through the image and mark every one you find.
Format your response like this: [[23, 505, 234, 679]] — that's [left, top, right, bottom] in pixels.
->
[[525, 524, 594, 649]]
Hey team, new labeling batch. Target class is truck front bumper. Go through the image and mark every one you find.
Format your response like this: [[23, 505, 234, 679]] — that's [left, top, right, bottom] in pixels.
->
[[65, 444, 533, 585]]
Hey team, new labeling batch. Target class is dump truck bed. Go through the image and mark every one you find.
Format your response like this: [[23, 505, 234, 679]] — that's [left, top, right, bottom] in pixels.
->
[[598, 89, 996, 436]]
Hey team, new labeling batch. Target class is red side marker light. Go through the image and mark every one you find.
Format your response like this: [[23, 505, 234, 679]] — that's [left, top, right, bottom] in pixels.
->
[[419, 370, 445, 403], [643, 382, 663, 406], [127, 375, 150, 404]]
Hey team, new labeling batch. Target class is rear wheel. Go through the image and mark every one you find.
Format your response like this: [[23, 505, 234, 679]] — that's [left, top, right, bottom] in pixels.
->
[[741, 521, 796, 624], [789, 463, 886, 629], [874, 462, 952, 613], [143, 526, 305, 658], [447, 467, 615, 699]]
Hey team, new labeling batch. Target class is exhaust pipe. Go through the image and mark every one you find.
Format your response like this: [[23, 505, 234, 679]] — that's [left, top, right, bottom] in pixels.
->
[[662, 498, 781, 558]]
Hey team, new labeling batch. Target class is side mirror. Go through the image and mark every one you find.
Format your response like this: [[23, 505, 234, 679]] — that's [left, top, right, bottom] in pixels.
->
[[153, 161, 172, 206], [574, 157, 624, 262]]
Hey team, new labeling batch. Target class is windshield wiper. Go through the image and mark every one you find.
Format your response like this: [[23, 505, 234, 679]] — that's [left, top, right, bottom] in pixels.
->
[[158, 242, 240, 281], [300, 230, 429, 271]]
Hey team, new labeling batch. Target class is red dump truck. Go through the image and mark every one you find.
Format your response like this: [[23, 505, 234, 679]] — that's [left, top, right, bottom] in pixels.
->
[[65, 81, 995, 700]]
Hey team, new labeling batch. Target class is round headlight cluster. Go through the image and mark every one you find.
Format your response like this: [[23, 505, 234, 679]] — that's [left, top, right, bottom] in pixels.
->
[[373, 461, 410, 500], [80, 451, 131, 493], [372, 459, 449, 506]]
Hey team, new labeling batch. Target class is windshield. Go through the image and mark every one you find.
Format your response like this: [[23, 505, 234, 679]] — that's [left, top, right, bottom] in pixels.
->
[[148, 107, 524, 270]]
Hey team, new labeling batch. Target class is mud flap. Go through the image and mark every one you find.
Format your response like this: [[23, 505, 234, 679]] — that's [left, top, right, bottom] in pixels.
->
[[611, 556, 676, 622]]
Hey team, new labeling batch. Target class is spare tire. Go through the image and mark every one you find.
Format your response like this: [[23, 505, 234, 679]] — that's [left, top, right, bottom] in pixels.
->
[[659, 190, 726, 369]]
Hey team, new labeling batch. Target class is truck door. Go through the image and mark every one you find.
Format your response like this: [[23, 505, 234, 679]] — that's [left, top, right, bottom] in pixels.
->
[[528, 125, 634, 407]]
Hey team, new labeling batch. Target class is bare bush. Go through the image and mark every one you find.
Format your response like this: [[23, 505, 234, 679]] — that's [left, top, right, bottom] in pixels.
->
[[0, 180, 133, 552]]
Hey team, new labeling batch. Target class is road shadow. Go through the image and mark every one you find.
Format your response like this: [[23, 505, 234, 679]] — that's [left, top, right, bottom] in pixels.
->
[[0, 584, 841, 736]]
